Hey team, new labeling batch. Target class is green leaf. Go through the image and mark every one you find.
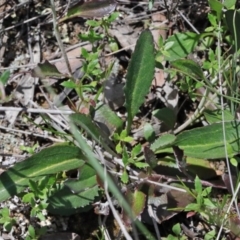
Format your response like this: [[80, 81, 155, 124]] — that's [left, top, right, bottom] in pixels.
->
[[207, 13, 217, 27], [150, 133, 176, 152], [203, 198, 216, 208], [208, 0, 224, 21], [123, 136, 134, 143], [224, 0, 237, 9], [0, 70, 10, 85], [95, 104, 123, 133], [47, 164, 98, 215], [225, 10, 240, 51], [167, 234, 177, 240], [134, 162, 149, 168], [62, 0, 117, 21], [164, 32, 200, 61], [70, 113, 116, 156], [48, 184, 99, 215], [124, 29, 155, 133], [143, 123, 155, 142], [4, 222, 13, 232], [61, 80, 77, 89], [174, 121, 240, 159], [131, 144, 141, 157], [22, 193, 35, 203], [124, 190, 146, 221], [186, 157, 218, 180], [28, 179, 41, 195], [0, 144, 85, 202], [31, 60, 63, 79], [86, 20, 101, 27], [122, 147, 129, 166], [171, 59, 204, 80], [204, 229, 216, 240], [28, 225, 36, 238], [120, 129, 127, 139], [172, 223, 181, 236], [152, 108, 176, 129], [184, 203, 199, 211], [81, 47, 89, 58], [148, 0, 154, 10], [0, 208, 10, 218], [204, 109, 234, 124], [230, 157, 239, 167], [202, 187, 212, 197], [121, 169, 129, 183], [194, 176, 202, 194], [64, 164, 97, 194], [107, 12, 119, 22], [116, 142, 122, 154]]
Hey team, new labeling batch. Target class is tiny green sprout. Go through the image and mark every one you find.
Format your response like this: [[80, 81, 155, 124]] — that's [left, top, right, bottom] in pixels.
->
[[20, 143, 39, 154], [80, 28, 104, 43], [113, 129, 134, 154], [22, 176, 56, 220], [26, 225, 36, 240], [26, 224, 47, 240], [182, 176, 218, 221], [92, 226, 106, 240], [118, 141, 149, 183], [164, 223, 187, 240], [177, 75, 204, 102], [80, 12, 119, 42], [148, 0, 154, 10], [0, 208, 16, 232], [230, 156, 239, 167], [204, 229, 216, 240], [80, 48, 104, 83], [0, 70, 10, 85]]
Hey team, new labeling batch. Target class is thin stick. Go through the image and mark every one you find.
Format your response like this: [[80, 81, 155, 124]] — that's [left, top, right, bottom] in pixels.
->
[[0, 12, 51, 34], [148, 205, 161, 240], [0, 107, 73, 114], [50, 0, 73, 78], [176, 10, 200, 34], [0, 126, 64, 142], [96, 143, 133, 240]]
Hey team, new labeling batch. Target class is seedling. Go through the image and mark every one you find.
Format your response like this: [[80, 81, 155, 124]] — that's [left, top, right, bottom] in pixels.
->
[[20, 143, 39, 155], [25, 225, 47, 240], [182, 176, 216, 220], [164, 223, 187, 240], [22, 176, 57, 220], [0, 208, 16, 232]]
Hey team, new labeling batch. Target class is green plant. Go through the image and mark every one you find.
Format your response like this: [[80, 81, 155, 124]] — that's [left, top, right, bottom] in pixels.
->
[[121, 143, 149, 183], [180, 176, 238, 237], [80, 12, 119, 42], [113, 129, 134, 154], [204, 229, 217, 240], [21, 175, 57, 219], [20, 143, 39, 154], [164, 223, 187, 240], [183, 176, 216, 220], [0, 208, 16, 232], [0, 70, 10, 85], [92, 227, 106, 240], [0, 70, 10, 101], [3, 0, 240, 238], [60, 13, 119, 104], [26, 225, 47, 240], [124, 29, 155, 134]]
